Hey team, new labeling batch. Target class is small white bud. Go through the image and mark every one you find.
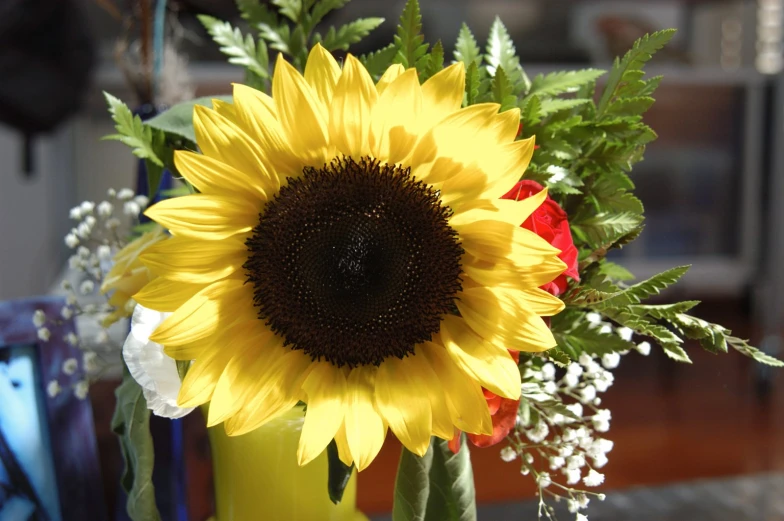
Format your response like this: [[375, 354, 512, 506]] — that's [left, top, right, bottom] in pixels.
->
[[69, 206, 83, 220], [636, 341, 651, 356], [526, 422, 549, 443], [32, 309, 46, 327], [564, 468, 581, 485], [65, 233, 79, 248], [599, 324, 612, 334], [134, 195, 150, 208], [79, 280, 95, 295], [77, 246, 90, 259], [47, 380, 61, 397], [524, 452, 534, 464], [123, 201, 141, 216], [566, 403, 583, 418], [90, 268, 103, 280], [578, 352, 593, 366], [567, 362, 583, 377], [544, 381, 557, 394], [74, 380, 89, 400], [95, 330, 110, 344], [37, 327, 51, 341], [76, 222, 92, 239], [97, 201, 114, 216], [62, 358, 78, 376], [499, 446, 517, 462], [580, 385, 597, 403], [583, 469, 605, 487], [65, 332, 79, 346], [536, 472, 551, 489], [107, 188, 117, 197], [593, 397, 602, 406], [105, 217, 121, 230], [60, 306, 73, 320], [68, 255, 82, 270], [598, 493, 606, 501], [83, 352, 99, 373], [594, 379, 610, 393], [520, 466, 530, 476], [576, 514, 588, 521], [602, 352, 621, 369], [586, 312, 602, 324], [541, 362, 556, 381], [117, 188, 135, 200], [84, 215, 97, 228], [66, 294, 77, 306], [97, 245, 112, 260], [584, 360, 602, 376], [617, 326, 634, 341], [564, 373, 579, 389], [80, 201, 95, 213]]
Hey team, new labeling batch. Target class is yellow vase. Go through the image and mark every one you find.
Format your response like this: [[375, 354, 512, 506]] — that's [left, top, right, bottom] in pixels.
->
[[206, 405, 368, 521]]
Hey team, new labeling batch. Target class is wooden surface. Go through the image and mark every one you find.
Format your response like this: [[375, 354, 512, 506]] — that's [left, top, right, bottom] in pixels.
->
[[92, 298, 784, 519]]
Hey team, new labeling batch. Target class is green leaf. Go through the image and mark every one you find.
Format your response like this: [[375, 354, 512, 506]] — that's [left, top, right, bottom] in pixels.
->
[[538, 98, 591, 118], [527, 69, 605, 97], [424, 437, 477, 521], [597, 29, 676, 116], [359, 43, 398, 78], [327, 440, 355, 504], [464, 61, 481, 106], [543, 347, 571, 367], [590, 266, 690, 309], [145, 95, 233, 143], [271, 0, 302, 22], [520, 95, 541, 126], [236, 0, 280, 27], [485, 17, 529, 95], [551, 312, 635, 358], [571, 212, 644, 248], [393, 0, 429, 72], [668, 313, 731, 354], [454, 23, 482, 67], [729, 337, 784, 367], [661, 342, 692, 363], [606, 96, 655, 117], [199, 15, 270, 80], [393, 443, 433, 521], [599, 261, 636, 281], [315, 17, 385, 51], [307, 0, 351, 33], [111, 365, 161, 521], [102, 93, 162, 166], [421, 40, 444, 81], [627, 301, 701, 320], [490, 66, 517, 112]]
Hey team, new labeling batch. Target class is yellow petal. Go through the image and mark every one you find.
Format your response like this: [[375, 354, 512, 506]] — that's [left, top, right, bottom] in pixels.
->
[[140, 234, 247, 284], [163, 319, 260, 361], [232, 84, 302, 179], [369, 68, 421, 164], [329, 54, 378, 158], [134, 277, 207, 312], [297, 361, 347, 466], [144, 194, 258, 240], [457, 286, 557, 353], [345, 365, 387, 471], [439, 315, 521, 400], [193, 105, 275, 186], [177, 342, 236, 407], [150, 278, 255, 346], [224, 349, 313, 436], [521, 287, 567, 316], [272, 55, 329, 166], [376, 64, 405, 94], [304, 43, 341, 121], [174, 150, 268, 202], [420, 62, 465, 130], [211, 98, 236, 119], [375, 354, 432, 456], [419, 341, 492, 435], [449, 188, 548, 228]]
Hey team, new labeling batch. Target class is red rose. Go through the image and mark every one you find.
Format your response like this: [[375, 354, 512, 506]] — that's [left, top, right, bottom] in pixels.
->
[[501, 180, 579, 296]]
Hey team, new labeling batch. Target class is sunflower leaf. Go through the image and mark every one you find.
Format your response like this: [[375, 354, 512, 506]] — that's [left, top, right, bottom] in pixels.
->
[[485, 17, 530, 96], [527, 69, 605, 98], [102, 92, 163, 166], [314, 17, 385, 51], [393, 0, 430, 73], [454, 23, 482, 67], [360, 43, 398, 79], [198, 15, 270, 80], [424, 437, 477, 521], [393, 443, 434, 521]]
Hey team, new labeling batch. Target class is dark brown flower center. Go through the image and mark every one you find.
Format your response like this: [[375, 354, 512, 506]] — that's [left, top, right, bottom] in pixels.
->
[[244, 156, 463, 367]]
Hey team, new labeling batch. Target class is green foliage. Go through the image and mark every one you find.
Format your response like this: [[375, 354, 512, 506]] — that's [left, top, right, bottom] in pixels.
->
[[527, 69, 605, 97], [102, 93, 162, 167], [393, 437, 477, 521], [326, 440, 355, 504], [490, 66, 517, 112], [393, 0, 430, 74], [111, 366, 161, 521], [198, 15, 269, 85], [453, 23, 482, 67], [552, 309, 635, 358], [484, 17, 529, 97], [145, 95, 233, 143], [314, 17, 385, 51], [359, 44, 397, 78], [421, 40, 444, 81]]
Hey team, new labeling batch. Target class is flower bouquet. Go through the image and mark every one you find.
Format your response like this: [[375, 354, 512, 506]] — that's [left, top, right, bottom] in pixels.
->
[[40, 0, 782, 520]]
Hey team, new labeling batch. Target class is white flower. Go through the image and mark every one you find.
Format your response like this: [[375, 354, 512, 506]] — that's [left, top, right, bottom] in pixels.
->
[[80, 201, 95, 214], [84, 215, 97, 228], [117, 188, 135, 200], [601, 352, 620, 369], [95, 330, 110, 344], [578, 352, 592, 366], [549, 456, 565, 470], [567, 454, 586, 470], [60, 306, 73, 320], [594, 378, 610, 393], [68, 255, 82, 270], [559, 445, 574, 458], [123, 305, 194, 419], [597, 494, 606, 501], [576, 513, 589, 521], [134, 195, 150, 208], [564, 468, 581, 485], [593, 438, 614, 455], [583, 359, 602, 376], [599, 324, 612, 334], [583, 469, 605, 487], [74, 380, 89, 400], [563, 373, 579, 389], [37, 327, 51, 342], [577, 493, 590, 508], [592, 453, 609, 468], [537, 472, 551, 489], [97, 244, 112, 260], [76, 222, 92, 239], [47, 380, 61, 398], [500, 446, 517, 462], [593, 397, 602, 406], [593, 409, 612, 432], [80, 280, 95, 295], [580, 385, 597, 403], [32, 309, 46, 327], [97, 201, 114, 216], [124, 201, 141, 216], [544, 381, 557, 394], [566, 402, 583, 418], [65, 233, 79, 248], [107, 188, 117, 197], [636, 341, 651, 356], [617, 326, 634, 341], [586, 312, 602, 324], [65, 332, 79, 346], [541, 363, 556, 381], [567, 362, 583, 377], [524, 452, 534, 464], [526, 421, 549, 443], [69, 206, 82, 220], [66, 294, 77, 306], [83, 352, 99, 373], [62, 358, 78, 376], [105, 217, 121, 230]]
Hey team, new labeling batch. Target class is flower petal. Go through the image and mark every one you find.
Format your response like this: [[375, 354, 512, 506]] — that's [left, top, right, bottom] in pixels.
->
[[449, 189, 549, 228], [304, 43, 341, 121], [329, 54, 378, 158], [375, 354, 432, 456], [174, 150, 269, 202], [297, 361, 347, 466], [376, 64, 405, 94], [134, 277, 207, 312], [439, 315, 521, 399], [420, 62, 465, 131], [140, 234, 247, 284], [144, 194, 258, 240], [345, 365, 387, 471], [369, 68, 421, 164]]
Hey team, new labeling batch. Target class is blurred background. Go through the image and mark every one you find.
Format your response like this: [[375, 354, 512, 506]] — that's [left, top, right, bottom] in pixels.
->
[[1, 0, 783, 520]]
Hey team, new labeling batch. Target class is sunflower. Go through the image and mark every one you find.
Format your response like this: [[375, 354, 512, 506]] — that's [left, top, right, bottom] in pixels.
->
[[135, 44, 566, 471]]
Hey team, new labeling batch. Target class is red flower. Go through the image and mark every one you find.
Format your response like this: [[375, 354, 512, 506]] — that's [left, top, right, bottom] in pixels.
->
[[448, 180, 579, 454], [501, 180, 579, 297]]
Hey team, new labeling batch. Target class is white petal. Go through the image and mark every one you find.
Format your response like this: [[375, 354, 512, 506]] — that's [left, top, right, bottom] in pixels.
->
[[123, 305, 194, 419]]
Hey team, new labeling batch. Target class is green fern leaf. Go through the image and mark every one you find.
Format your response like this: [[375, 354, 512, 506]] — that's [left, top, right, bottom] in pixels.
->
[[728, 338, 784, 367], [199, 15, 269, 79], [393, 0, 429, 72], [454, 23, 482, 67], [571, 212, 644, 248], [271, 0, 302, 22], [527, 69, 605, 97], [592, 266, 690, 310], [464, 61, 481, 106], [102, 93, 162, 166], [314, 17, 384, 51], [359, 43, 397, 79], [236, 0, 280, 27], [485, 17, 529, 95], [538, 98, 591, 118], [305, 0, 351, 35], [421, 39, 444, 81]]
